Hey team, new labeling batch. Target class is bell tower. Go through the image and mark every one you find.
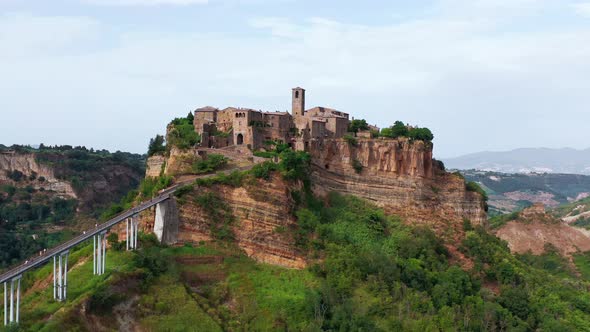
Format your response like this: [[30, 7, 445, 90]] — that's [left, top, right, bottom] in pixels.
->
[[292, 87, 305, 117]]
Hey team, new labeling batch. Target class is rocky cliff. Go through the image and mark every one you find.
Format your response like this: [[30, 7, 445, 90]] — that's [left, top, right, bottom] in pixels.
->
[[309, 138, 487, 235], [174, 174, 306, 269], [0, 152, 77, 198], [496, 204, 590, 257]]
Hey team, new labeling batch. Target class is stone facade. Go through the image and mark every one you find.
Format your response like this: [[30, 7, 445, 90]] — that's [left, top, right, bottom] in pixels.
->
[[192, 87, 351, 151]]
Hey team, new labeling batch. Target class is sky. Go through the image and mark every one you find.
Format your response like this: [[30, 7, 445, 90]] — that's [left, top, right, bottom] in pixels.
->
[[0, 0, 589, 158]]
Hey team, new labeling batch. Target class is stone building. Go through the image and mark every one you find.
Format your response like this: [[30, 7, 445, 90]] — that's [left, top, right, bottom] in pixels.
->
[[193, 87, 351, 151]]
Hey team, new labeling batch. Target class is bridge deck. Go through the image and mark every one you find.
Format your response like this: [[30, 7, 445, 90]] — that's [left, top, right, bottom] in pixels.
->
[[0, 187, 175, 284], [0, 163, 257, 284]]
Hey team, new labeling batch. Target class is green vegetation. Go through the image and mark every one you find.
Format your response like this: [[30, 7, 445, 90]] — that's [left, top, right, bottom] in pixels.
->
[[343, 134, 358, 146], [466, 181, 488, 201], [572, 216, 590, 229], [253, 140, 290, 159], [194, 192, 235, 240], [348, 119, 369, 133], [32, 145, 145, 211], [100, 175, 173, 221], [192, 154, 229, 174], [0, 184, 79, 269], [380, 120, 434, 142], [488, 211, 519, 229], [516, 244, 575, 279], [352, 159, 363, 174], [574, 252, 590, 280], [167, 115, 201, 150], [460, 170, 590, 215], [147, 134, 166, 156], [249, 120, 269, 127], [7, 190, 590, 331]]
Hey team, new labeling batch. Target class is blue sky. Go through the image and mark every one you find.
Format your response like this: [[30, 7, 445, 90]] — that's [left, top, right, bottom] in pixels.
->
[[1, 0, 589, 158]]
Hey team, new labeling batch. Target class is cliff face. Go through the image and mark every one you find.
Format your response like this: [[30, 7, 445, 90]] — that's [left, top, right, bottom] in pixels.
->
[[496, 204, 590, 257], [145, 155, 166, 178], [309, 138, 487, 234], [0, 153, 77, 198], [175, 174, 306, 269]]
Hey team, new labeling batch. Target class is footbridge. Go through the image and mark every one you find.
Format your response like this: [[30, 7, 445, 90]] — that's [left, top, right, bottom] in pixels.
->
[[0, 181, 182, 326]]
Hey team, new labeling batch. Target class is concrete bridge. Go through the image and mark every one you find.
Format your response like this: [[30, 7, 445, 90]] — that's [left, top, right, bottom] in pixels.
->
[[0, 183, 181, 326], [0, 161, 257, 327]]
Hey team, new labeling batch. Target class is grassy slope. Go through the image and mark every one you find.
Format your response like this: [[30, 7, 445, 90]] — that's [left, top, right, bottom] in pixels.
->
[[3, 192, 590, 331]]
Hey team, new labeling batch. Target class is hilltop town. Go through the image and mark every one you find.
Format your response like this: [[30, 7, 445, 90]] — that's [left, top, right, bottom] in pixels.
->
[[192, 87, 369, 152]]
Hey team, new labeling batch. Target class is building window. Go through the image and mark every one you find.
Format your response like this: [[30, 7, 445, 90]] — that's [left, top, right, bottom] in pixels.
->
[[295, 91, 299, 98]]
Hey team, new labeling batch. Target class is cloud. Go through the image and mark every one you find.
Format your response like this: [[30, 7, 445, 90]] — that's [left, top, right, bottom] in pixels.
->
[[573, 2, 590, 17], [1, 1, 589, 157], [82, 0, 208, 6]]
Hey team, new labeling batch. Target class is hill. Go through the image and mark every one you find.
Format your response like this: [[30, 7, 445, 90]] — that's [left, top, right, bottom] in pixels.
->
[[0, 145, 145, 270], [459, 169, 590, 215], [444, 147, 590, 175], [4, 113, 590, 331]]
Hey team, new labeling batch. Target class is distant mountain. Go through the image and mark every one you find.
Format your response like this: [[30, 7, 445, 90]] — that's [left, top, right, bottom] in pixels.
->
[[444, 148, 590, 175]]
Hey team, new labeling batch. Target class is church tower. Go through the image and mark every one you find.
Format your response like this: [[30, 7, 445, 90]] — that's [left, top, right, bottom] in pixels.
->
[[292, 87, 305, 117]]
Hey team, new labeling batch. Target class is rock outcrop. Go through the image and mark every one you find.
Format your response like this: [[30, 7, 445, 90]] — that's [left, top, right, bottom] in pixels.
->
[[175, 174, 306, 269], [0, 152, 77, 198], [496, 204, 590, 257], [309, 138, 487, 234], [145, 155, 166, 178]]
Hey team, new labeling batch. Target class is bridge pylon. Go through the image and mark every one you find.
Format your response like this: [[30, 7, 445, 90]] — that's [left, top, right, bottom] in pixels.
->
[[53, 251, 69, 302], [3, 275, 21, 326], [126, 215, 139, 250], [93, 231, 107, 275]]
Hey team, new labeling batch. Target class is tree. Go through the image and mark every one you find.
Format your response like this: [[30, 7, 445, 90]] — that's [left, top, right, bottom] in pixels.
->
[[187, 111, 194, 123], [391, 121, 409, 138], [408, 127, 434, 142], [147, 135, 166, 156], [348, 119, 369, 133], [381, 121, 408, 138]]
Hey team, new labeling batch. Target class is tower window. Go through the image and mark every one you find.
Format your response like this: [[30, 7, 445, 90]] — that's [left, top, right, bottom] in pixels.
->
[[295, 91, 299, 98]]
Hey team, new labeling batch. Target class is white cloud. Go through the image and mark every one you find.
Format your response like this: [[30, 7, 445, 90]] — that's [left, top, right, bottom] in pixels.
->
[[573, 2, 590, 17], [83, 0, 208, 6], [1, 1, 589, 156]]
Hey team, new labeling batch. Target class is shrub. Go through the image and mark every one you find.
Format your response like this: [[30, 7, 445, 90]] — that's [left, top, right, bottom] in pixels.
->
[[343, 135, 358, 146], [251, 162, 279, 180], [174, 184, 194, 198], [107, 232, 124, 251], [466, 181, 488, 201], [192, 154, 228, 174], [348, 119, 369, 133], [6, 170, 24, 182], [253, 151, 277, 159], [352, 159, 363, 174], [88, 284, 126, 314], [380, 121, 434, 142], [408, 127, 434, 142], [278, 150, 310, 182], [167, 116, 200, 150]]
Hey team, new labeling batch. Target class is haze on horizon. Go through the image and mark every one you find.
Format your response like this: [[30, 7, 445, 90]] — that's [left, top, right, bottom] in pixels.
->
[[1, 0, 589, 158]]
